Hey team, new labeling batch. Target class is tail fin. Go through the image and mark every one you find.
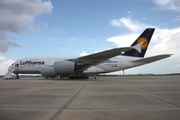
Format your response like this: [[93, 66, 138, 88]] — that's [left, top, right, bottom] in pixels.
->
[[123, 28, 155, 57]]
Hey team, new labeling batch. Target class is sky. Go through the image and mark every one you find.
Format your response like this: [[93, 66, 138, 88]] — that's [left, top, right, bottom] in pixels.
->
[[0, 0, 180, 75]]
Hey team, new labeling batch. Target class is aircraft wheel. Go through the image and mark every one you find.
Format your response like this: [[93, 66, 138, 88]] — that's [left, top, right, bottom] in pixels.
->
[[16, 74, 19, 79]]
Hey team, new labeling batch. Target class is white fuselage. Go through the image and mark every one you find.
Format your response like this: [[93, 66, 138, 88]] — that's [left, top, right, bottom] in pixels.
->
[[9, 55, 143, 75]]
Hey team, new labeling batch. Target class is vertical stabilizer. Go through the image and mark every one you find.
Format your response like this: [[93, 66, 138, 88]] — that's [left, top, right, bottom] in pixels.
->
[[123, 28, 155, 57]]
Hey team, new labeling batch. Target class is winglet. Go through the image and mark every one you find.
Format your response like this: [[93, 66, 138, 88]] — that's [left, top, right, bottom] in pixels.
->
[[131, 42, 143, 53]]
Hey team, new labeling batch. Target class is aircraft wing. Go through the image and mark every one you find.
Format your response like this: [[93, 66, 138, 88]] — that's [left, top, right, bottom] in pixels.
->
[[132, 54, 173, 63], [71, 42, 143, 65]]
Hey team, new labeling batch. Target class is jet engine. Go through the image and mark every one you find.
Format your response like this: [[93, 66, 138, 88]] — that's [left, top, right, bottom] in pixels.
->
[[41, 66, 57, 78], [54, 61, 76, 75]]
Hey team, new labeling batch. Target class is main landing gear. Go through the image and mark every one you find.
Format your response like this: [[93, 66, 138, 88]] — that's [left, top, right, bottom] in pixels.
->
[[44, 75, 89, 79], [68, 75, 89, 79]]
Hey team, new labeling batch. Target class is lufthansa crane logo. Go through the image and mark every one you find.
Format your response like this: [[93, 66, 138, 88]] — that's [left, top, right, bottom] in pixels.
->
[[136, 37, 148, 50]]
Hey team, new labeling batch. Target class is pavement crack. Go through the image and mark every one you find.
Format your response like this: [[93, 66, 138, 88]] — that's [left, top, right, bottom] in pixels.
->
[[48, 80, 90, 120], [117, 83, 180, 108]]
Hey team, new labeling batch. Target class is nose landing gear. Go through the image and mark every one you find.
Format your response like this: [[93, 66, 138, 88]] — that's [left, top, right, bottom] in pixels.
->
[[16, 74, 19, 79]]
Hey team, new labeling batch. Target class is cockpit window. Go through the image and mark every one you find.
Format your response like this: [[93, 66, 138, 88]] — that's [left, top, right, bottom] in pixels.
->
[[15, 64, 19, 67]]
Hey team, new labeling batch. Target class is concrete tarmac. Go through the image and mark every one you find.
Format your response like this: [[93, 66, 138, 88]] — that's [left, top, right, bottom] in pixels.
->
[[0, 75, 180, 120]]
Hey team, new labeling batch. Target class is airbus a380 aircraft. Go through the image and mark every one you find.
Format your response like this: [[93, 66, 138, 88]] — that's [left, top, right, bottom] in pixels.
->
[[4, 28, 172, 79]]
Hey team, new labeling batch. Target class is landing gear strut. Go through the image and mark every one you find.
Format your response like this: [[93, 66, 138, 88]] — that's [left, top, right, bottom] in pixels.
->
[[16, 74, 19, 79], [68, 75, 89, 79]]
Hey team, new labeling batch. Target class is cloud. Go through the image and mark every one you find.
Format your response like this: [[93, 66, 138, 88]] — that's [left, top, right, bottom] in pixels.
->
[[0, 55, 5, 60], [109, 17, 153, 46], [148, 28, 180, 56], [0, 0, 53, 53], [152, 0, 180, 12], [80, 51, 89, 56], [107, 33, 139, 47], [108, 17, 180, 74], [173, 16, 180, 21], [0, 58, 15, 75], [0, 40, 21, 53], [26, 24, 41, 34], [110, 17, 151, 32]]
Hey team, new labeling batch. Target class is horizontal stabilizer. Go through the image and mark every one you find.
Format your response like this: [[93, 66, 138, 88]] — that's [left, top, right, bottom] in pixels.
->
[[132, 54, 173, 63]]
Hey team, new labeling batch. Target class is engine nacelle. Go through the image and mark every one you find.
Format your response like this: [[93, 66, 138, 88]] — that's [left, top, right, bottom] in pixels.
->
[[54, 61, 76, 75], [41, 66, 57, 77]]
